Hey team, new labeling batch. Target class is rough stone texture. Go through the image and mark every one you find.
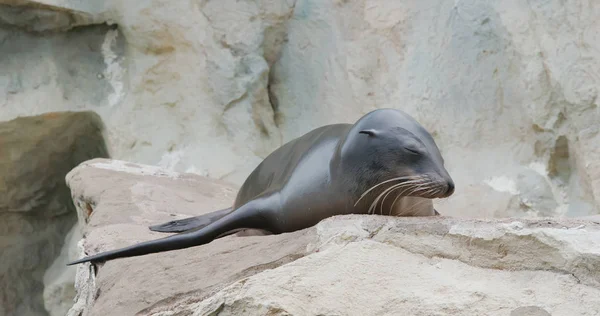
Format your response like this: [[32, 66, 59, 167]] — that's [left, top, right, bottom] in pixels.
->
[[67, 159, 600, 316], [0, 112, 109, 316], [1, 0, 599, 220]]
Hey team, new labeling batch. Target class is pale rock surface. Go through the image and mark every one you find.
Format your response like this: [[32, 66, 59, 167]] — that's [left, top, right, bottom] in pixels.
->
[[0, 112, 108, 316], [1, 0, 599, 220], [67, 160, 600, 316]]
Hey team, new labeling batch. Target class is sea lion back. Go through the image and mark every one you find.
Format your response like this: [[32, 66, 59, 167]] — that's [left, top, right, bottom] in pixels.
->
[[233, 124, 351, 208]]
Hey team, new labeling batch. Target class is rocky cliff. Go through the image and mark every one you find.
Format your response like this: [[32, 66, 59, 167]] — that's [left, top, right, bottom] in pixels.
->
[[1, 0, 599, 219], [2, 0, 600, 315]]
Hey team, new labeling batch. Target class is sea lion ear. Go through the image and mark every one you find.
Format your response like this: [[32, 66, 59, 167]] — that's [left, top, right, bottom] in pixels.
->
[[359, 129, 378, 137]]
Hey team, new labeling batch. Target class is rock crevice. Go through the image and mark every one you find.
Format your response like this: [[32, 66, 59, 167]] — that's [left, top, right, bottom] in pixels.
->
[[0, 112, 109, 316]]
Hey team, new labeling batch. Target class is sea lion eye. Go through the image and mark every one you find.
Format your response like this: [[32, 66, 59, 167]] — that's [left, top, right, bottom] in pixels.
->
[[359, 129, 378, 137], [404, 147, 420, 155]]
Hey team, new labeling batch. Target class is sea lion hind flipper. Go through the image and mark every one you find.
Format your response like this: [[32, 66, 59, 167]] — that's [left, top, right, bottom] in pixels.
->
[[66, 200, 271, 265], [149, 207, 233, 233]]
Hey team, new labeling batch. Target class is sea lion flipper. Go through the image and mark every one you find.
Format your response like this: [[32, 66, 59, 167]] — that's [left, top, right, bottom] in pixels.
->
[[66, 199, 273, 265], [149, 207, 233, 233]]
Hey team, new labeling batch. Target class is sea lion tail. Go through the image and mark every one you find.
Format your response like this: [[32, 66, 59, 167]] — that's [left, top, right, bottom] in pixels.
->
[[148, 207, 234, 233], [66, 205, 264, 265]]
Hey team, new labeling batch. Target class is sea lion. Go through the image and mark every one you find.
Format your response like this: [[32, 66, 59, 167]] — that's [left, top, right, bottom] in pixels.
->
[[68, 108, 454, 265]]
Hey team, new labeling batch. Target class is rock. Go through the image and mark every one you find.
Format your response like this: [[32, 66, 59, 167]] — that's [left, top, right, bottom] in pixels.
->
[[1, 0, 599, 220], [0, 111, 109, 316], [67, 159, 600, 316], [0, 1, 104, 33], [578, 215, 600, 224], [510, 306, 552, 316], [43, 223, 83, 316], [480, 166, 561, 218]]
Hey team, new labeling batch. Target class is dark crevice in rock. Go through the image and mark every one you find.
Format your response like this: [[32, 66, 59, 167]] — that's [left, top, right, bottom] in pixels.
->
[[262, 1, 296, 130], [266, 73, 281, 128], [263, 30, 287, 129], [0, 111, 110, 316], [548, 135, 571, 184]]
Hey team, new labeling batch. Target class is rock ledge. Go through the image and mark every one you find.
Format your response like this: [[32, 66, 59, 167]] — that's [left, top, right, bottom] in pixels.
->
[[67, 159, 600, 316]]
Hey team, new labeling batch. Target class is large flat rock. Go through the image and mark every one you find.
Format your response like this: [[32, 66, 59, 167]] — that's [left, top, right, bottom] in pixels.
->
[[67, 159, 600, 316]]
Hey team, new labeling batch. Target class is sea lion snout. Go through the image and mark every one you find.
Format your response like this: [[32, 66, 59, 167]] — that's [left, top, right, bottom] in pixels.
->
[[439, 166, 455, 198], [413, 172, 454, 199], [426, 157, 454, 199], [432, 171, 455, 199], [443, 179, 455, 197]]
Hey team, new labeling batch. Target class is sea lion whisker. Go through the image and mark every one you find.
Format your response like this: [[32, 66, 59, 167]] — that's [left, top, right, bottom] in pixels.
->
[[437, 185, 447, 195], [385, 181, 435, 215], [416, 186, 435, 195], [368, 182, 418, 215], [392, 183, 427, 195], [381, 180, 424, 206], [369, 191, 384, 215], [369, 183, 403, 215], [433, 185, 447, 196], [383, 180, 430, 214], [403, 186, 426, 197], [389, 192, 405, 215], [371, 182, 411, 215], [406, 183, 439, 197], [362, 182, 408, 213], [359, 176, 421, 201], [379, 182, 417, 214], [354, 176, 422, 207], [388, 186, 417, 215], [410, 183, 435, 193]]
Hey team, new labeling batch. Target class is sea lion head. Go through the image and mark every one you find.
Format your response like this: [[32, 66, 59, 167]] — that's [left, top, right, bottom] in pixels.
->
[[338, 108, 455, 201]]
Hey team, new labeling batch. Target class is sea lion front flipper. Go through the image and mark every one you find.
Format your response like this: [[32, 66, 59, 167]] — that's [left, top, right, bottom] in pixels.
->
[[149, 207, 233, 233]]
